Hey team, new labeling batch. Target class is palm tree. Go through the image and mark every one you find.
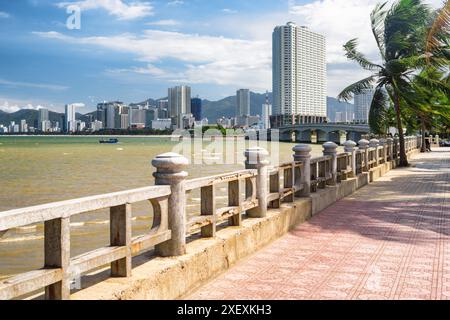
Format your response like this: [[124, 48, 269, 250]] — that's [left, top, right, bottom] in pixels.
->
[[338, 0, 449, 166]]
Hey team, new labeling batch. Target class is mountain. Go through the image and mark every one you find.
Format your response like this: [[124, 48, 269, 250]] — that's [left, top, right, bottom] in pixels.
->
[[0, 109, 90, 127], [202, 91, 272, 120]]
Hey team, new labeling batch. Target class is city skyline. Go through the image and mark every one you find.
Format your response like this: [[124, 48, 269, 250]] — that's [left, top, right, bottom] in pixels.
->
[[1, 0, 442, 113]]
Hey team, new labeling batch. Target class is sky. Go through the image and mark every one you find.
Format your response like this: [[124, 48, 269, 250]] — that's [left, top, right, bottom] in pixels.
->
[[0, 0, 444, 113]]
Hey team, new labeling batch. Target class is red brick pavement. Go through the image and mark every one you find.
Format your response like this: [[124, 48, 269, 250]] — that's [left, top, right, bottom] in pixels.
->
[[187, 148, 450, 300]]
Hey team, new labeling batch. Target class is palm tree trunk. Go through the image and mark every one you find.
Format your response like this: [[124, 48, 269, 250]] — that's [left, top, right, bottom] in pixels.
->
[[421, 118, 426, 153], [393, 92, 408, 166]]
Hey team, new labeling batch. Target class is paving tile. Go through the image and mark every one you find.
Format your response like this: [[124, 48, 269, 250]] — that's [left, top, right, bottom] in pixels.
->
[[187, 148, 450, 300]]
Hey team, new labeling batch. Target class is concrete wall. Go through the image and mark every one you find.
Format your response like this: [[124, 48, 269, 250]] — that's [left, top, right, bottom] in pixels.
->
[[71, 149, 419, 300]]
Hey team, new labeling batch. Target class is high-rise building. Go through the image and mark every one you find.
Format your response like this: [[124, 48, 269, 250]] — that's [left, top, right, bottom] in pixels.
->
[[191, 98, 202, 121], [129, 106, 146, 128], [168, 86, 191, 128], [97, 101, 125, 129], [236, 89, 250, 117], [272, 22, 327, 126], [145, 108, 158, 127], [65, 104, 77, 133], [354, 89, 375, 123], [38, 108, 49, 131], [261, 92, 272, 129], [20, 119, 28, 133]]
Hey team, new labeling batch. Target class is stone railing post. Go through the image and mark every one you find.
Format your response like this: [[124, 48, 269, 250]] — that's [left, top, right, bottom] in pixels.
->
[[379, 138, 387, 164], [369, 138, 379, 166], [293, 144, 311, 196], [343, 140, 357, 177], [386, 137, 393, 161], [323, 142, 338, 185], [358, 139, 370, 171], [245, 147, 269, 218], [394, 137, 399, 159], [152, 152, 189, 256]]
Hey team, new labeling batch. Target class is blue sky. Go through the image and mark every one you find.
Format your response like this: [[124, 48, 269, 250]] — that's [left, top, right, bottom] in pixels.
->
[[0, 0, 442, 113]]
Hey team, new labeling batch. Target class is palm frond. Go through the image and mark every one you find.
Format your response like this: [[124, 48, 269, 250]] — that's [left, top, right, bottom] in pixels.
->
[[369, 87, 389, 134], [370, 2, 388, 59], [425, 1, 450, 63], [384, 0, 432, 59], [414, 73, 450, 96], [343, 39, 382, 70], [337, 75, 376, 102]]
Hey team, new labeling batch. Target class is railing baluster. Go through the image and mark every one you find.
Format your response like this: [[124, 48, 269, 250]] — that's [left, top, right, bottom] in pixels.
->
[[269, 170, 280, 208], [200, 185, 216, 237], [283, 165, 294, 202], [110, 203, 131, 277], [228, 180, 241, 226], [44, 217, 70, 300]]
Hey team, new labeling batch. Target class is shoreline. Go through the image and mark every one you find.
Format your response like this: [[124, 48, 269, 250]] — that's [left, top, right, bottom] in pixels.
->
[[0, 134, 179, 138]]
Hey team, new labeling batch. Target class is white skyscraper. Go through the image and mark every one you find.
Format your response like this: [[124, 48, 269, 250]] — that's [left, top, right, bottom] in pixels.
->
[[168, 85, 191, 128], [65, 103, 84, 133], [236, 89, 250, 117], [354, 89, 375, 123], [272, 22, 326, 126], [261, 92, 272, 129]]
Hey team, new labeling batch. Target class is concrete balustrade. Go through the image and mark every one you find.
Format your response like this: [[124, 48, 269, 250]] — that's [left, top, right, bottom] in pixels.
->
[[379, 139, 387, 164], [358, 139, 370, 172], [0, 136, 423, 300], [245, 147, 270, 218], [387, 138, 393, 160], [369, 139, 380, 166], [323, 142, 338, 185], [152, 152, 189, 256], [293, 144, 312, 196], [343, 140, 357, 177]]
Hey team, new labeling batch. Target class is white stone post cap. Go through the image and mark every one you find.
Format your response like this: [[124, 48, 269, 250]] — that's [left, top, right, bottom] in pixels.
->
[[369, 138, 380, 147], [152, 152, 189, 172], [358, 139, 370, 148], [343, 140, 357, 148], [292, 144, 312, 153], [379, 138, 387, 145], [386, 137, 394, 143], [323, 141, 338, 152]]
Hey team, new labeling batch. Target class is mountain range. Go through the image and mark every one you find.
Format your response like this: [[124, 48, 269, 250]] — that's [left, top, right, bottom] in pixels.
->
[[0, 92, 353, 126]]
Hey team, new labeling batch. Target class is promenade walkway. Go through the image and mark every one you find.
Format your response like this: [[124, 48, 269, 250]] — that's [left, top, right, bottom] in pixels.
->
[[187, 148, 450, 300]]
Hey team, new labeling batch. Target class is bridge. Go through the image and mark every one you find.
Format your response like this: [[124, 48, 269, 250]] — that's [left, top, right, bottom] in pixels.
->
[[278, 123, 370, 144], [0, 136, 429, 300]]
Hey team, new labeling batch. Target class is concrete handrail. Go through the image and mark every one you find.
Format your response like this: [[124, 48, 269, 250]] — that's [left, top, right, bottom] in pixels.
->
[[0, 136, 421, 300]]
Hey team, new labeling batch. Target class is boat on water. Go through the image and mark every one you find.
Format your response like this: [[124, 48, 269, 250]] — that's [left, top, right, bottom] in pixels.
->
[[99, 138, 119, 144]]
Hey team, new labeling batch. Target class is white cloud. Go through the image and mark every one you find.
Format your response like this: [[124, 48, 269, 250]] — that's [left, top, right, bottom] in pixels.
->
[[0, 11, 10, 18], [0, 100, 50, 113], [0, 78, 69, 91], [56, 0, 154, 20], [34, 30, 272, 91], [0, 101, 20, 113], [222, 9, 237, 14], [146, 19, 180, 26], [289, 0, 445, 64], [167, 0, 184, 6], [289, 0, 381, 64]]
